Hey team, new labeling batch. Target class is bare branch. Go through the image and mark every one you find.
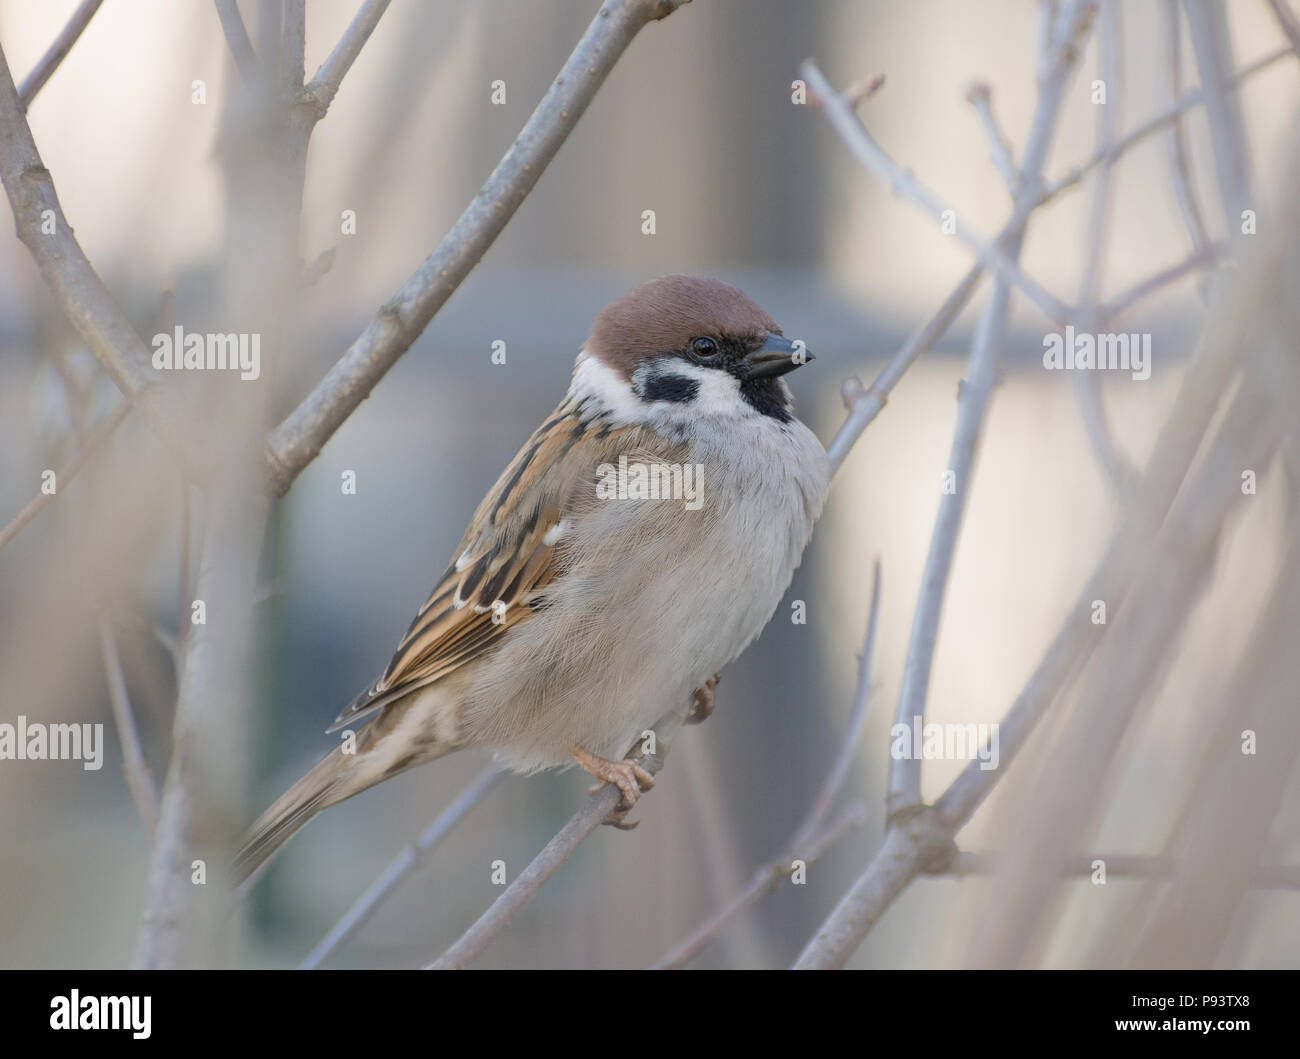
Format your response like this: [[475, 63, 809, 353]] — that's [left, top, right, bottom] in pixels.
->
[[0, 400, 129, 552], [213, 0, 261, 86], [0, 44, 201, 478], [1266, 0, 1300, 54], [300, 765, 504, 969], [1183, 0, 1253, 227], [99, 614, 159, 839], [652, 801, 866, 969], [1041, 44, 1289, 203], [828, 265, 984, 475], [282, 0, 307, 94], [793, 158, 1298, 968], [16, 0, 104, 109], [1097, 243, 1221, 323], [425, 712, 686, 969], [1164, 0, 1213, 261], [886, 0, 1092, 819], [1073, 0, 1139, 496], [266, 0, 691, 495], [794, 559, 882, 847], [965, 81, 1018, 192], [801, 61, 1072, 325]]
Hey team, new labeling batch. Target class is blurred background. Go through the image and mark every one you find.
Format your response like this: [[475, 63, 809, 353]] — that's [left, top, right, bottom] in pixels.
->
[[1, 0, 1297, 968]]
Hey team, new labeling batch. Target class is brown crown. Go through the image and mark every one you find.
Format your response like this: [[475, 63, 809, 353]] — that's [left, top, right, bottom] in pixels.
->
[[585, 275, 781, 379]]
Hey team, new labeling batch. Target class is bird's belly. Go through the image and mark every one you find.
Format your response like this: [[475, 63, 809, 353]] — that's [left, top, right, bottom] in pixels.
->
[[464, 419, 827, 773]]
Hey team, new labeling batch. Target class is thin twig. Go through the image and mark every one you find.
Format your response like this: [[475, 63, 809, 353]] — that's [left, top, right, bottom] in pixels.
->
[[793, 560, 882, 849], [1073, 0, 1139, 495], [425, 712, 685, 969], [0, 401, 129, 552], [885, 0, 1092, 819], [652, 562, 883, 969], [0, 44, 201, 478], [1097, 243, 1220, 323], [1183, 0, 1253, 230], [652, 802, 867, 969], [282, 0, 307, 95], [793, 157, 1296, 968], [1163, 0, 1212, 263], [300, 765, 505, 969], [802, 61, 1072, 325], [16, 0, 104, 109], [99, 614, 160, 839], [1040, 44, 1289, 203], [827, 265, 985, 475], [965, 82, 1018, 192], [1266, 0, 1300, 54], [213, 0, 261, 86]]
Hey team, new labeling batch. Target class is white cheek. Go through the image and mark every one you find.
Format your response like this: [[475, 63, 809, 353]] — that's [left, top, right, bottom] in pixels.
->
[[568, 351, 643, 422], [685, 364, 750, 417]]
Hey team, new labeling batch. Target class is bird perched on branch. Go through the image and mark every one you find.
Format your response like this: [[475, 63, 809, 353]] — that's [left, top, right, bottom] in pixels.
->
[[235, 275, 828, 885]]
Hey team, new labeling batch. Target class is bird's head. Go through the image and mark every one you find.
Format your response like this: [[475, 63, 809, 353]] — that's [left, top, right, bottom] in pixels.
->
[[575, 274, 813, 428]]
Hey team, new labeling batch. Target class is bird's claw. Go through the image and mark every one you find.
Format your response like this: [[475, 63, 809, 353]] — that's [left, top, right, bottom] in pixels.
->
[[571, 746, 654, 828], [687, 672, 720, 725]]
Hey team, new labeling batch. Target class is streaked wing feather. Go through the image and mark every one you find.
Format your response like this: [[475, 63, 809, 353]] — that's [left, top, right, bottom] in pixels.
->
[[328, 398, 635, 733]]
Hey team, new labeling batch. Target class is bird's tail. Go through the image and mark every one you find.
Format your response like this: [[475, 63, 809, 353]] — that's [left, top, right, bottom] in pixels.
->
[[233, 746, 351, 889]]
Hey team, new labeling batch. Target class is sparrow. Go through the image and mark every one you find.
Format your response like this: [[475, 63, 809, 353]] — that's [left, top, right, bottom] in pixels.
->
[[234, 275, 829, 885]]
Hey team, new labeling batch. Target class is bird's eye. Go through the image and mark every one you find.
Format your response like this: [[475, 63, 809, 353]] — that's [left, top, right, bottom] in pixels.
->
[[690, 336, 719, 358]]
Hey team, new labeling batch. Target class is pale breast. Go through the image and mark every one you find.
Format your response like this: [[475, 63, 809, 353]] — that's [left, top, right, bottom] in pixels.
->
[[462, 414, 828, 772]]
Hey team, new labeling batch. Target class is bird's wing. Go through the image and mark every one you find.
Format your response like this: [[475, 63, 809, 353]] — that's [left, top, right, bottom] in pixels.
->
[[327, 399, 641, 733]]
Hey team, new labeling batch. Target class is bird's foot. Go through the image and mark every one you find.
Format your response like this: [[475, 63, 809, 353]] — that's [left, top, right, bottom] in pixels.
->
[[570, 744, 654, 828], [686, 672, 720, 725]]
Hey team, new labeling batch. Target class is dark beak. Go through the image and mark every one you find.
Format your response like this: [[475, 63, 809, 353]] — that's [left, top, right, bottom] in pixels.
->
[[744, 332, 814, 379]]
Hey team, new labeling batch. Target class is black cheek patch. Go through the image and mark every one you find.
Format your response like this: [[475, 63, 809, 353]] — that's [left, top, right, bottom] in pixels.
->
[[641, 372, 700, 403]]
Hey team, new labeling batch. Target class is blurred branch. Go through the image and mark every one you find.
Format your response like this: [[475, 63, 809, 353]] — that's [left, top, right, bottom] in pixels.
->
[[941, 851, 1300, 889], [652, 561, 882, 969], [802, 60, 1072, 324], [300, 765, 505, 969], [136, 487, 272, 967], [0, 44, 201, 478], [1266, 0, 1300, 53], [282, 0, 307, 94], [265, 0, 691, 495], [98, 614, 159, 839], [654, 802, 866, 970], [15, 0, 104, 109], [1042, 43, 1290, 202], [1164, 0, 1213, 264], [426, 711, 686, 969], [0, 400, 129, 552], [965, 82, 1018, 192], [886, 0, 1092, 819], [973, 381, 1282, 967], [794, 154, 1297, 967], [1183, 0, 1253, 225], [213, 0, 261, 85], [1073, 0, 1138, 496], [1097, 243, 1220, 322]]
